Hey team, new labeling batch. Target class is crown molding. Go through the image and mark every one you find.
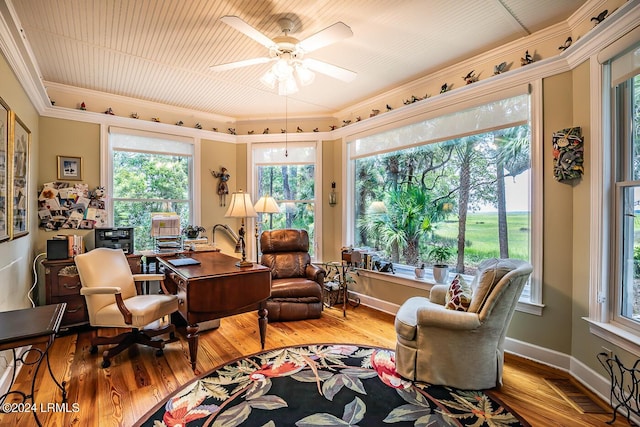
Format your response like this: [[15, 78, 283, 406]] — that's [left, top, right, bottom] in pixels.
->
[[566, 0, 609, 30], [43, 103, 238, 143], [332, 19, 571, 120], [331, 0, 640, 139], [0, 0, 48, 112], [43, 81, 236, 124], [564, 0, 640, 69], [333, 0, 639, 121]]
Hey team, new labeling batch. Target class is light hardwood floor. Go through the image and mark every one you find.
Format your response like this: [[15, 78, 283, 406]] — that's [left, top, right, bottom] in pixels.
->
[[0, 304, 632, 426]]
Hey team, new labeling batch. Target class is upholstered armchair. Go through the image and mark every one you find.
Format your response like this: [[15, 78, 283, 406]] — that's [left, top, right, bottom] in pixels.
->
[[259, 229, 325, 321], [394, 258, 533, 389], [75, 247, 179, 368]]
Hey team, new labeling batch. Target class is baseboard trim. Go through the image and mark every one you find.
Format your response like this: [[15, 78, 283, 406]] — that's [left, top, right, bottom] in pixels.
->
[[348, 291, 400, 316], [0, 346, 29, 397], [356, 294, 638, 424]]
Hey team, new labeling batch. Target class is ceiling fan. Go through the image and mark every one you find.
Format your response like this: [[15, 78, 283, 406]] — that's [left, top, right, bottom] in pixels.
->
[[210, 15, 357, 95]]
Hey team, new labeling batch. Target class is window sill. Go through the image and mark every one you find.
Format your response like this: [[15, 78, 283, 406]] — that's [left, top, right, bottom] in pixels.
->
[[355, 268, 438, 291], [515, 300, 544, 316], [583, 317, 640, 357], [355, 267, 543, 315]]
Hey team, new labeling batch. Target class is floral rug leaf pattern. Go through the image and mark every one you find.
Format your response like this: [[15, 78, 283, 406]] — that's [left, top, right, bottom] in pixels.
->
[[138, 344, 529, 427]]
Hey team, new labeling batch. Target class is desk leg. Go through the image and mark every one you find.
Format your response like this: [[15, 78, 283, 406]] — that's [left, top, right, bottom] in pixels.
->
[[186, 324, 199, 371], [258, 305, 268, 350]]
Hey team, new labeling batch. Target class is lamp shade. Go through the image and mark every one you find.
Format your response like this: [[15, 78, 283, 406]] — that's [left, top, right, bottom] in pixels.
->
[[369, 201, 388, 214], [225, 191, 257, 218], [254, 196, 280, 213]]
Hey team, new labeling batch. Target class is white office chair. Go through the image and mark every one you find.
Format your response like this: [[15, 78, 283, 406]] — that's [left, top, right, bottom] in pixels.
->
[[75, 248, 179, 368]]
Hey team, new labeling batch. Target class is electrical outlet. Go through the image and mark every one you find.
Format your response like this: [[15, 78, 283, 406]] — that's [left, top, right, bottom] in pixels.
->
[[602, 346, 613, 359]]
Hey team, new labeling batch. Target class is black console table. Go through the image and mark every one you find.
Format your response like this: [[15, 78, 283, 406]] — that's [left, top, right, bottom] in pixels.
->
[[0, 303, 67, 426]]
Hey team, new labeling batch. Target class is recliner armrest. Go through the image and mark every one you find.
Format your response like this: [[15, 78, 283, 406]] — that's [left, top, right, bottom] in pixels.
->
[[80, 286, 122, 295], [306, 264, 325, 285], [417, 304, 481, 330]]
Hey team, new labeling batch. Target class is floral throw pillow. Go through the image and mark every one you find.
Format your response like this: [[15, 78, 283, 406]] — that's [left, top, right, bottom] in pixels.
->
[[445, 274, 472, 311]]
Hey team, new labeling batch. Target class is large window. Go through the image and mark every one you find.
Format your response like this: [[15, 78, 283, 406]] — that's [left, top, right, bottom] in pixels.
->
[[347, 91, 540, 303], [252, 142, 320, 258], [106, 128, 196, 251], [613, 43, 640, 331]]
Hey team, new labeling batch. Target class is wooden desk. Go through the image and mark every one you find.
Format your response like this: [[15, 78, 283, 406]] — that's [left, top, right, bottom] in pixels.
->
[[158, 251, 271, 370], [0, 303, 67, 426]]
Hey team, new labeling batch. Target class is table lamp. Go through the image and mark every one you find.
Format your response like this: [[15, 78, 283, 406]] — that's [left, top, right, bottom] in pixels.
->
[[254, 195, 280, 262], [225, 190, 257, 267]]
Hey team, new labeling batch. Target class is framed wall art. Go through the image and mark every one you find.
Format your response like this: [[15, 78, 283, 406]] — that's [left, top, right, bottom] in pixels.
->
[[9, 112, 30, 239], [57, 155, 82, 181], [0, 97, 9, 242]]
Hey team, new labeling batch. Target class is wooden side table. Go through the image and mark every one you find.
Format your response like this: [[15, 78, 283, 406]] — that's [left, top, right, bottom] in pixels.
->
[[0, 303, 67, 426]]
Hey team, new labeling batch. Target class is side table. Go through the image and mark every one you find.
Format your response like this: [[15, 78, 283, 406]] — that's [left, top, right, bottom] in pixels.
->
[[0, 303, 67, 426], [320, 261, 360, 317]]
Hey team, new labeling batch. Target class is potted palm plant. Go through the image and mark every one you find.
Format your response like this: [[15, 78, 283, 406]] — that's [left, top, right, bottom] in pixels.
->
[[428, 244, 453, 284]]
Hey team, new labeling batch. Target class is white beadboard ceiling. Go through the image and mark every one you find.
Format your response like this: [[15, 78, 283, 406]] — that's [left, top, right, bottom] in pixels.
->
[[9, 0, 587, 120]]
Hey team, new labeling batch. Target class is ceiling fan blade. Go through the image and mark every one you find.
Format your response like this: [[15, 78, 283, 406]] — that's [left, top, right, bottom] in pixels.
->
[[220, 15, 275, 49], [297, 22, 353, 53], [304, 58, 357, 82], [210, 57, 273, 72]]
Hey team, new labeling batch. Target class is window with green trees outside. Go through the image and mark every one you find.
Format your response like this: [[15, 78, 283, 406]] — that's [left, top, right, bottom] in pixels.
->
[[108, 129, 194, 252], [348, 92, 534, 299]]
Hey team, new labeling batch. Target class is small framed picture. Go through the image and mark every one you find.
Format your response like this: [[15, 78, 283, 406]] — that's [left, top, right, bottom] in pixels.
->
[[57, 155, 82, 181]]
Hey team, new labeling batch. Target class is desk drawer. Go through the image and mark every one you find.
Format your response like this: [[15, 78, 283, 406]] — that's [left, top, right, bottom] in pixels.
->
[[52, 268, 82, 296], [52, 295, 88, 326]]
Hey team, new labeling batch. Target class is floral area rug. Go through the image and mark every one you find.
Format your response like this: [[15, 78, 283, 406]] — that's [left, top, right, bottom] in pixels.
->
[[137, 344, 529, 426]]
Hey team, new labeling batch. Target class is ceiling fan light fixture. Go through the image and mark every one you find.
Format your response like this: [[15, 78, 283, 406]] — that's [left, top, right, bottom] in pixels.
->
[[295, 63, 315, 86], [279, 76, 298, 96], [260, 70, 277, 89], [213, 15, 357, 93], [272, 58, 293, 79]]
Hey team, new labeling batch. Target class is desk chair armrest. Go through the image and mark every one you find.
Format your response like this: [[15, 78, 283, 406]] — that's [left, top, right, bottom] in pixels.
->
[[306, 263, 325, 285], [80, 286, 122, 295], [80, 287, 133, 324], [132, 274, 164, 282]]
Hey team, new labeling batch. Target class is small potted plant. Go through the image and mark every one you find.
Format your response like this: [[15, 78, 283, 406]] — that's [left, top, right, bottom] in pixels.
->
[[415, 263, 426, 279], [182, 225, 206, 239], [427, 244, 454, 284]]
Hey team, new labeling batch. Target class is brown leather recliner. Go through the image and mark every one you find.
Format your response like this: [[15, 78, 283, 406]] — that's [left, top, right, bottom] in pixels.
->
[[260, 229, 325, 321]]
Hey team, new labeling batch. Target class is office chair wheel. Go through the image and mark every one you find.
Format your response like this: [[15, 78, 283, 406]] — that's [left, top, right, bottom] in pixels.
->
[[90, 345, 98, 354], [101, 359, 111, 368]]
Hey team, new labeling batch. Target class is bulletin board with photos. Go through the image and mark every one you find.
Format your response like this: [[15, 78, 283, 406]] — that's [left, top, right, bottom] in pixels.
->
[[38, 181, 108, 231]]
